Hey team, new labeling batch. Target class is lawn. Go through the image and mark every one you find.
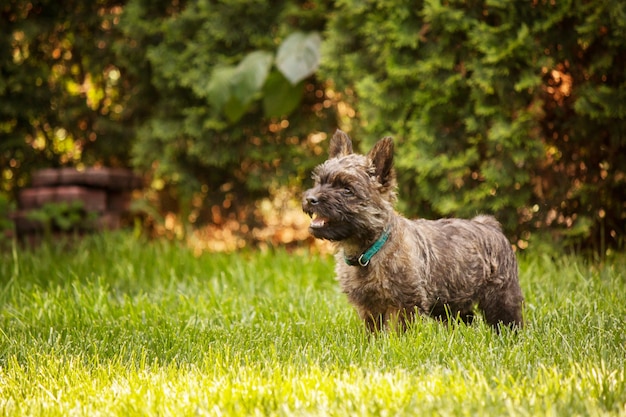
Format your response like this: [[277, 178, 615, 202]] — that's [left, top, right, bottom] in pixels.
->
[[0, 232, 625, 416]]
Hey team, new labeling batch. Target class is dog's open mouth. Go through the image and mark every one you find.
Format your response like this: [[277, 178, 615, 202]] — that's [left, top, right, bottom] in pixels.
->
[[309, 213, 330, 229]]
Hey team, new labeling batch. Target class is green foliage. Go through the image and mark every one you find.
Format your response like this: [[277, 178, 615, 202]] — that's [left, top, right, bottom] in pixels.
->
[[3, 0, 625, 252], [0, 0, 137, 195], [323, 0, 626, 251], [1, 0, 333, 222], [25, 201, 98, 236], [1, 234, 625, 415], [262, 71, 305, 119], [276, 31, 322, 85], [203, 31, 321, 123], [121, 0, 335, 217], [209, 51, 274, 122]]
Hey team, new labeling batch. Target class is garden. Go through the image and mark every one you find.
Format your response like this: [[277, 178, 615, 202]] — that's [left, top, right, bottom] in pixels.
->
[[1, 1, 625, 415]]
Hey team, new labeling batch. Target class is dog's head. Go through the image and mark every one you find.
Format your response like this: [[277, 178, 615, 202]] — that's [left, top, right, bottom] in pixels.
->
[[302, 130, 397, 242]]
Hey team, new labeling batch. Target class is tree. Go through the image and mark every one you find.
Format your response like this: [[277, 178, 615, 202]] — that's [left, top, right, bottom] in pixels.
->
[[2, 0, 336, 235], [121, 0, 336, 225], [0, 0, 138, 194], [323, 0, 626, 252], [3, 0, 624, 252]]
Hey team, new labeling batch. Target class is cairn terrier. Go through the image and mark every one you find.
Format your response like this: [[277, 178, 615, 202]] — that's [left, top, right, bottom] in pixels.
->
[[302, 130, 523, 332]]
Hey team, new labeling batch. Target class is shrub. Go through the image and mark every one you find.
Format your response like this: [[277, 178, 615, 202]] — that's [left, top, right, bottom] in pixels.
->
[[120, 0, 337, 223], [323, 0, 626, 252]]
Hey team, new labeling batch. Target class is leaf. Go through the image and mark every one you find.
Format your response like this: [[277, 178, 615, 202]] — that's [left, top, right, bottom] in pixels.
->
[[223, 95, 248, 123], [232, 50, 273, 105], [206, 66, 237, 110], [262, 71, 304, 118], [204, 51, 272, 119], [276, 31, 321, 85]]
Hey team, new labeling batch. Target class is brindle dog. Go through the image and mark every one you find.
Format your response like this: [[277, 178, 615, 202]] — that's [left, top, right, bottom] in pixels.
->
[[303, 130, 523, 332]]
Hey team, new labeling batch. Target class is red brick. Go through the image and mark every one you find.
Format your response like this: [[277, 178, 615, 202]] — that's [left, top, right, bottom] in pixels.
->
[[31, 167, 142, 190], [31, 169, 60, 187], [19, 187, 57, 209], [54, 186, 107, 212], [58, 167, 86, 185]]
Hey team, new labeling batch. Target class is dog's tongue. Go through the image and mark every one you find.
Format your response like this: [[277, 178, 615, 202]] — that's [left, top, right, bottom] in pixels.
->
[[310, 216, 328, 228]]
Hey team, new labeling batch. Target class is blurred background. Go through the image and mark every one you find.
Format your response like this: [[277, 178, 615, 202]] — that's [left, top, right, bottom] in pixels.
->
[[1, 0, 624, 256]]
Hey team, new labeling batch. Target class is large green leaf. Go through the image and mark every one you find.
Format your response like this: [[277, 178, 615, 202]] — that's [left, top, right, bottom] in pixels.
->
[[205, 51, 272, 121], [262, 71, 304, 118], [223, 96, 249, 123], [232, 50, 274, 105], [276, 31, 321, 85], [206, 66, 237, 110]]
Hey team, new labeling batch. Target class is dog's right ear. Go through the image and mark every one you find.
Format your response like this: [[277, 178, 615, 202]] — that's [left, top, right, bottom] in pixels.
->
[[329, 129, 353, 158]]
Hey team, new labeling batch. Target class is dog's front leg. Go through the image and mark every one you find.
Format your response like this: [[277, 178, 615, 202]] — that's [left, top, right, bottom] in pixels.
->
[[357, 308, 385, 332]]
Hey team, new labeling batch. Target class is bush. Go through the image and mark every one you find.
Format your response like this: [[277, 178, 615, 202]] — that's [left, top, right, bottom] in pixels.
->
[[3, 0, 624, 253], [120, 0, 337, 221], [323, 0, 626, 252]]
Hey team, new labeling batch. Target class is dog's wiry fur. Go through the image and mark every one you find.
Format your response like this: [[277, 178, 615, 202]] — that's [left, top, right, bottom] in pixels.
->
[[303, 130, 524, 332]]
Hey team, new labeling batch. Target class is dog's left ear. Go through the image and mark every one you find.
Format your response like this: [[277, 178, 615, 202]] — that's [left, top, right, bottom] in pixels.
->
[[368, 137, 395, 187]]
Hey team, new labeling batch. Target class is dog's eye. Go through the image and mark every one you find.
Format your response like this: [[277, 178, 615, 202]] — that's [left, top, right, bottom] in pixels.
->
[[343, 187, 353, 195]]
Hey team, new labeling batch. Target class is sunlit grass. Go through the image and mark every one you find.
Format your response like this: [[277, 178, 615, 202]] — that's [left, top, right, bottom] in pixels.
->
[[1, 233, 625, 416]]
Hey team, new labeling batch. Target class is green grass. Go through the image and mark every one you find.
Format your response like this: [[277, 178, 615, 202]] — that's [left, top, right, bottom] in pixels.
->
[[1, 232, 625, 416]]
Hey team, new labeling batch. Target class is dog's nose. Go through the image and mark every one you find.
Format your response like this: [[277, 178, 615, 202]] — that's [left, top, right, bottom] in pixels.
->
[[305, 194, 319, 205]]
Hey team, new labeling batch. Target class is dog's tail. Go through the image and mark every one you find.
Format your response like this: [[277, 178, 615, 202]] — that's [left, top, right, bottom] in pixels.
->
[[472, 214, 502, 231]]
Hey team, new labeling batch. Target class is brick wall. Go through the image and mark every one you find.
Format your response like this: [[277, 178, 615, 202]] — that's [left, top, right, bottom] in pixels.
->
[[14, 167, 142, 235]]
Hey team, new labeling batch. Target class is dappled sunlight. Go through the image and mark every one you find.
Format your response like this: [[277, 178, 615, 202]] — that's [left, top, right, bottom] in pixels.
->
[[542, 64, 573, 106], [181, 187, 334, 256]]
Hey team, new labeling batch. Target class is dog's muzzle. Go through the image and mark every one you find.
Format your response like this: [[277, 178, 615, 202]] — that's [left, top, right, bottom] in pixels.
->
[[302, 190, 330, 229]]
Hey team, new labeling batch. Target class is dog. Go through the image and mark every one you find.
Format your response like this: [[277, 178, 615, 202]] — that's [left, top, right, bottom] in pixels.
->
[[302, 129, 524, 332]]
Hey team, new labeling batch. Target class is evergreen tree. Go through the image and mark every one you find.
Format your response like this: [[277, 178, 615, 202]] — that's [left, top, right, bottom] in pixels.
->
[[323, 0, 626, 251]]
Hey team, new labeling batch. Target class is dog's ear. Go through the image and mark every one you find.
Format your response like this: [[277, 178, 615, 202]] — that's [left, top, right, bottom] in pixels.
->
[[368, 136, 395, 187], [329, 129, 353, 158]]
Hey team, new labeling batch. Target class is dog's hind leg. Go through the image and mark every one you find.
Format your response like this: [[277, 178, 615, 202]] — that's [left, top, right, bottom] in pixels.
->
[[479, 280, 524, 331]]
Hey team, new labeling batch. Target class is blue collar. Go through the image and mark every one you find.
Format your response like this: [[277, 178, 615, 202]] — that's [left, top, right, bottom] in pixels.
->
[[344, 226, 391, 267]]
